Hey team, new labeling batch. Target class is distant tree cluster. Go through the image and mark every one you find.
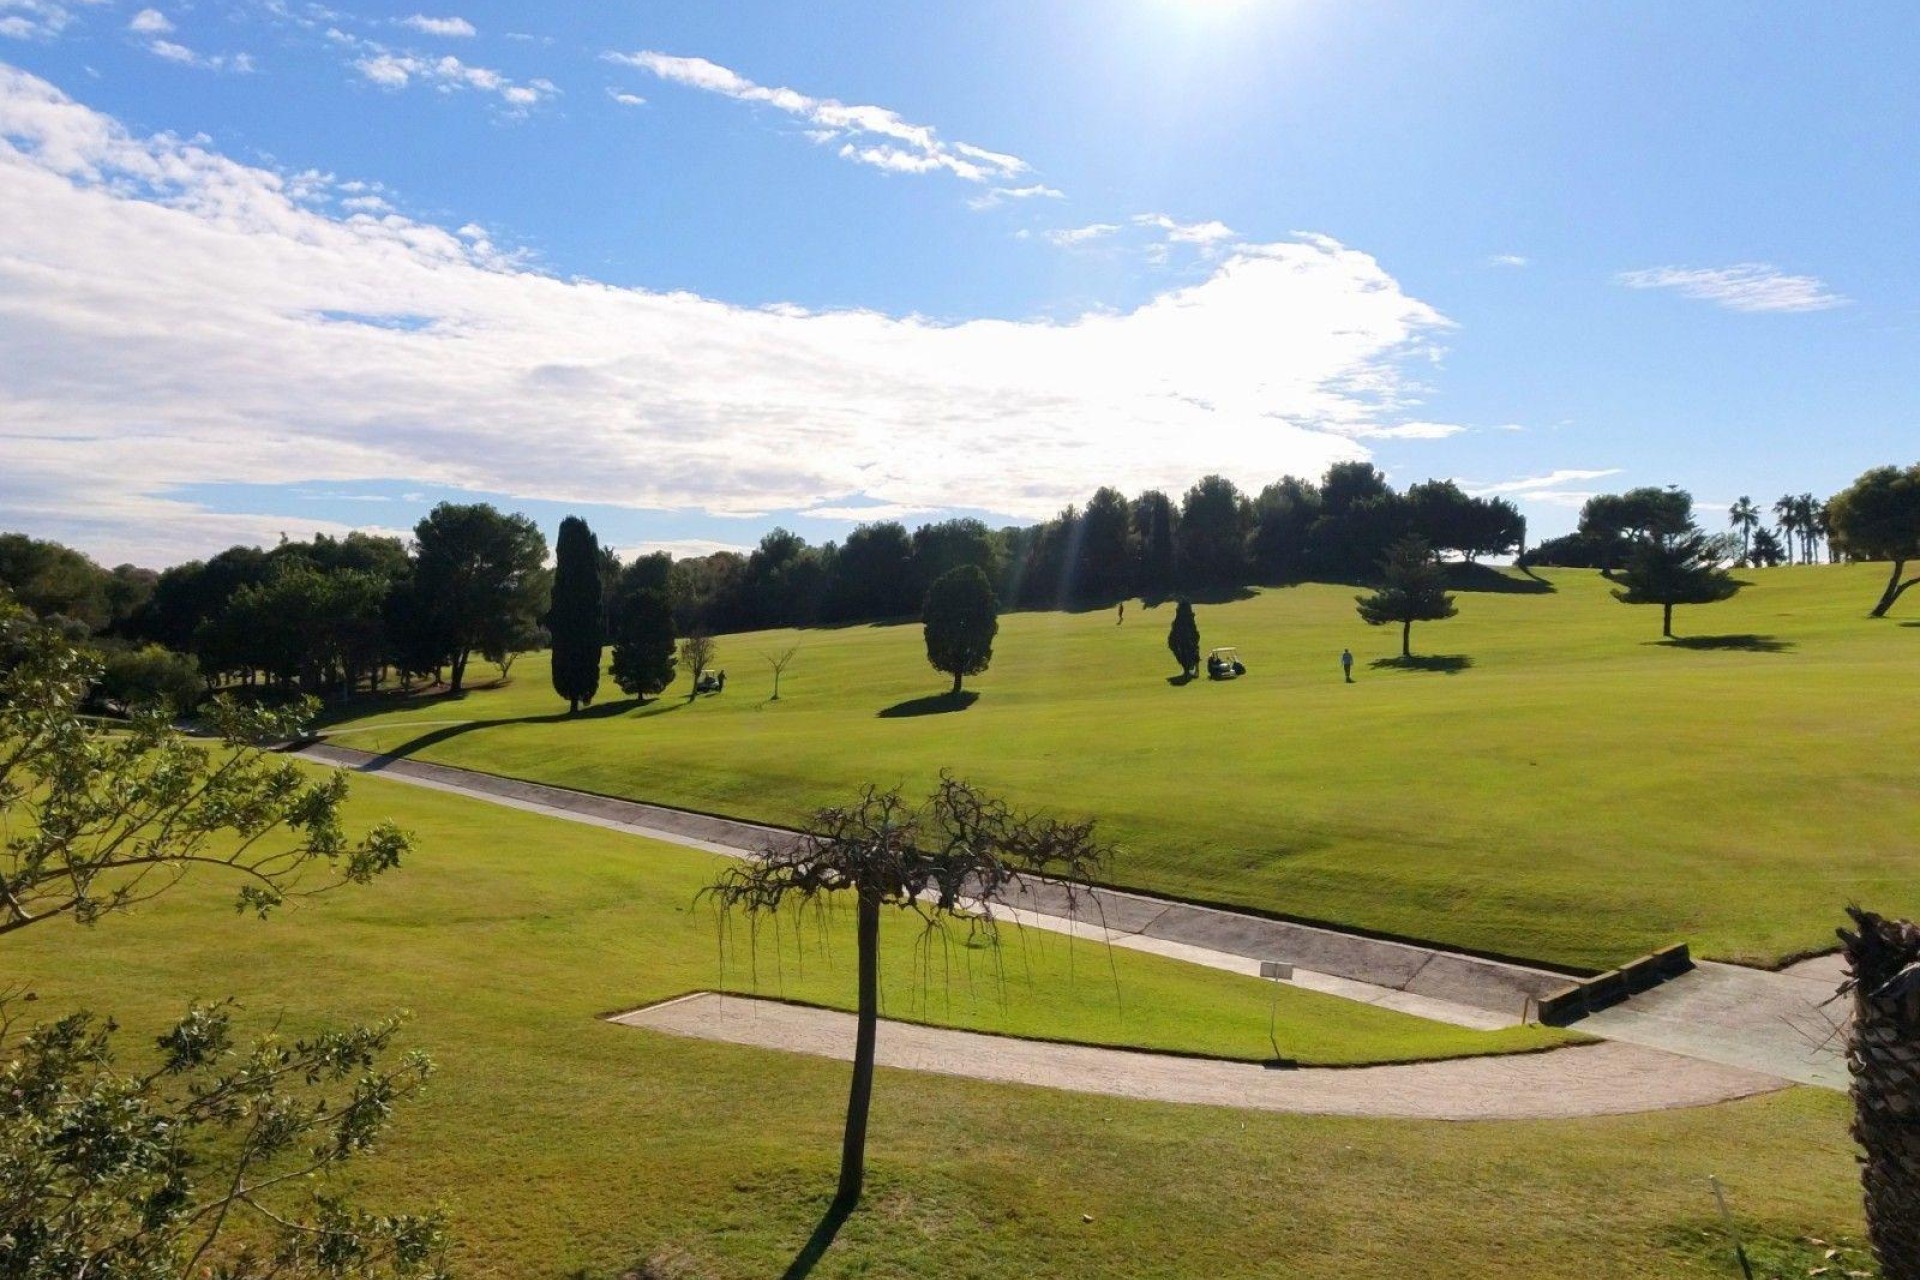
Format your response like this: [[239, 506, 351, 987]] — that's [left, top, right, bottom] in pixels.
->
[[646, 464, 1525, 637]]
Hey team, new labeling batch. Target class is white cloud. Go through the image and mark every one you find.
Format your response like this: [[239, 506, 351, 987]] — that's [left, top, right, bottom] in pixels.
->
[[144, 38, 254, 72], [1350, 421, 1468, 440], [1467, 469, 1622, 497], [1134, 212, 1237, 247], [606, 50, 1031, 185], [1043, 222, 1120, 247], [0, 67, 1454, 563], [400, 14, 475, 38], [353, 50, 556, 111], [1616, 263, 1845, 313], [966, 182, 1063, 211], [607, 88, 645, 107], [1487, 253, 1528, 268], [2, 0, 104, 41], [127, 7, 171, 34]]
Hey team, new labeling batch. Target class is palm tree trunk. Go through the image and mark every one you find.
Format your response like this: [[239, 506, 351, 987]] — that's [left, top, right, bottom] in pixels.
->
[[1840, 907, 1920, 1279], [835, 887, 881, 1214]]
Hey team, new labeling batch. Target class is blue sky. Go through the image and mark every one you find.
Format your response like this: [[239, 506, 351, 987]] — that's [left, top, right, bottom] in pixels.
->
[[1, 1, 1914, 565]]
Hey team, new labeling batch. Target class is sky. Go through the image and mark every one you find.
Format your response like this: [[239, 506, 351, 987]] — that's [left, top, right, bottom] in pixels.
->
[[1, 1, 1915, 567]]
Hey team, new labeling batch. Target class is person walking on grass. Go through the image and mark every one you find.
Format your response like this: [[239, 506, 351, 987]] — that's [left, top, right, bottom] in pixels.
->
[[1341, 647, 1354, 683]]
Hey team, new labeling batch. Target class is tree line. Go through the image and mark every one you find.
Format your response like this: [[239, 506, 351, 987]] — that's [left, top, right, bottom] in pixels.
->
[[3, 460, 1916, 712]]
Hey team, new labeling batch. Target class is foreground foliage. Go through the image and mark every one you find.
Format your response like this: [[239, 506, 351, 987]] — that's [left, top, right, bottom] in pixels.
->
[[1, 600, 440, 1277]]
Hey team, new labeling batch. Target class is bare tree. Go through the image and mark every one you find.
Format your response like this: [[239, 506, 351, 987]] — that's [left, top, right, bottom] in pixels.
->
[[763, 645, 799, 701], [680, 631, 717, 694], [704, 778, 1109, 1238]]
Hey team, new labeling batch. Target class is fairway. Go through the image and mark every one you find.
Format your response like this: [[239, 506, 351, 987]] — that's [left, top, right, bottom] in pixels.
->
[[6, 766, 1865, 1277], [320, 564, 1919, 971]]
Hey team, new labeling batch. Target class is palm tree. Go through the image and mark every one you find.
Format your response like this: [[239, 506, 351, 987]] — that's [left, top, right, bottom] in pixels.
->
[[1774, 494, 1801, 565], [1838, 906, 1920, 1279], [1728, 496, 1760, 564], [1793, 493, 1819, 564], [1809, 495, 1832, 564]]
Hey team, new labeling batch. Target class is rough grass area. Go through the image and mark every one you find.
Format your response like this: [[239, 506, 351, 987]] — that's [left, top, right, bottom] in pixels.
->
[[7, 772, 1863, 1278], [319, 564, 1917, 970]]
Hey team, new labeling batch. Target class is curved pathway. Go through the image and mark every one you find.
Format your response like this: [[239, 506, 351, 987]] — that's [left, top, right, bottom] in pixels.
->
[[613, 993, 1787, 1120], [297, 741, 1842, 1114]]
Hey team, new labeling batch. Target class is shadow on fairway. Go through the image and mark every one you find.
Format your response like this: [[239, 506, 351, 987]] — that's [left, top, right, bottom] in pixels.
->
[[780, 1198, 854, 1279], [1652, 634, 1794, 653], [876, 690, 979, 718], [1165, 672, 1197, 686], [1369, 654, 1474, 675], [370, 696, 670, 760], [1447, 565, 1555, 595]]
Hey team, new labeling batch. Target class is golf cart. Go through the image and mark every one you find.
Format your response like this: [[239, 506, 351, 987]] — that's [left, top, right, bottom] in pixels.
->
[[1206, 647, 1247, 680]]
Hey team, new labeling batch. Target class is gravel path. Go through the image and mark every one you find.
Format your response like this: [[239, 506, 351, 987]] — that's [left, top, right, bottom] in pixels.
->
[[612, 994, 1788, 1120]]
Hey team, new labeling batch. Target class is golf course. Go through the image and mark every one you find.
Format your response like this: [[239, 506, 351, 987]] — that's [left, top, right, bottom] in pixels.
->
[[4, 759, 1870, 1278], [318, 563, 1918, 973]]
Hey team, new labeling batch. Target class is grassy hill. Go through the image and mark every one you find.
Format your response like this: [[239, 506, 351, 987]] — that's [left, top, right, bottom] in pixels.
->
[[7, 768, 1863, 1278], [320, 563, 1918, 971]]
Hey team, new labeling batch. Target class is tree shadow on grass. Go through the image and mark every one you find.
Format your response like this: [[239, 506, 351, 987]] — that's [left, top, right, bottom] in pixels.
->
[[780, 1198, 855, 1279], [876, 690, 979, 718], [1165, 672, 1197, 687], [344, 695, 673, 761], [1446, 564, 1555, 595], [1651, 634, 1794, 653], [1369, 654, 1474, 675]]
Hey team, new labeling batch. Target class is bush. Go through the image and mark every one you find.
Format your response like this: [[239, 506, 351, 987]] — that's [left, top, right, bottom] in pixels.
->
[[94, 642, 203, 713]]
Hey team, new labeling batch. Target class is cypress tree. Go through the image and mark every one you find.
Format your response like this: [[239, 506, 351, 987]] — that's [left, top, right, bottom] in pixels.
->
[[1167, 598, 1200, 677], [548, 516, 604, 713]]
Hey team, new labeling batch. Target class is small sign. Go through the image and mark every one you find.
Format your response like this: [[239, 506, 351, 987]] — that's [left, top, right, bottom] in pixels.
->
[[1259, 961, 1294, 980]]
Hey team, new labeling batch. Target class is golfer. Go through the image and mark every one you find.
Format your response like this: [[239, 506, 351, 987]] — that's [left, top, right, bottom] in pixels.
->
[[1341, 647, 1354, 683]]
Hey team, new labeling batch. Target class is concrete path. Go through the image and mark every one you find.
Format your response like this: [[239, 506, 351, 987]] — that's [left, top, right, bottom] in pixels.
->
[[1578, 955, 1849, 1090], [299, 740, 1856, 1095], [296, 741, 1548, 1028], [612, 993, 1786, 1120]]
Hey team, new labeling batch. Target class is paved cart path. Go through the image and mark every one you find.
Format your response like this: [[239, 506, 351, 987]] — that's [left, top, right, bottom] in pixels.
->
[[299, 740, 1853, 1105], [612, 993, 1786, 1120]]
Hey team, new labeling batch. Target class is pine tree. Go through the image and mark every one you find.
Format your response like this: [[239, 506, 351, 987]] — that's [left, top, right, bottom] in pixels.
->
[[548, 516, 604, 713], [1166, 597, 1200, 677], [922, 565, 998, 695], [1610, 528, 1740, 638], [1355, 537, 1457, 657], [608, 588, 677, 701]]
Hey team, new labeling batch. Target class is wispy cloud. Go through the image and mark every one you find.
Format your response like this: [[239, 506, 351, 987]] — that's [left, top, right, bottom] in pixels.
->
[[354, 50, 557, 110], [400, 14, 475, 38], [1043, 222, 1120, 247], [1616, 263, 1845, 313], [605, 50, 1033, 186], [0, 66, 1453, 564], [127, 7, 170, 34], [1467, 469, 1622, 497], [1134, 212, 1236, 247], [1347, 421, 1468, 441], [1487, 252, 1528, 268], [146, 39, 255, 72], [965, 182, 1062, 211], [607, 88, 645, 107], [2, 0, 105, 41]]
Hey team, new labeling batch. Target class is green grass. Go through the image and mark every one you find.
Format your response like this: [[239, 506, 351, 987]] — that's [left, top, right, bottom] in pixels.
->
[[319, 563, 1919, 970], [8, 769, 1866, 1278]]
